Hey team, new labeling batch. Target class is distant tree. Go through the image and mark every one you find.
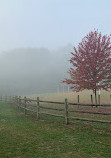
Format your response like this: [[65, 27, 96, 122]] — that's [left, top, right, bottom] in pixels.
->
[[63, 30, 111, 104]]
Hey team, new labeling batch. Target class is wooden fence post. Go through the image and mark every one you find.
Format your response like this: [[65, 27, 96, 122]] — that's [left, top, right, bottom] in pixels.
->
[[12, 96, 13, 104], [24, 96, 27, 115], [13, 96, 15, 104], [14, 96, 16, 104], [91, 94, 93, 105], [9, 96, 11, 103], [110, 94, 111, 104], [77, 95, 80, 108], [14, 96, 16, 103], [65, 98, 68, 125], [37, 97, 40, 120], [18, 96, 21, 109], [5, 96, 7, 102], [78, 95, 79, 104], [17, 96, 19, 108], [15, 96, 17, 106], [98, 94, 100, 105]]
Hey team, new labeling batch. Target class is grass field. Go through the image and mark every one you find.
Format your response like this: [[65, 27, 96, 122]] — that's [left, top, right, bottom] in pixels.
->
[[0, 102, 111, 158], [28, 90, 111, 104], [26, 90, 111, 123]]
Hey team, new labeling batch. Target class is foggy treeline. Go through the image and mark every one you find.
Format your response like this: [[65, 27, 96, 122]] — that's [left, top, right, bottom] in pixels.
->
[[0, 44, 73, 96]]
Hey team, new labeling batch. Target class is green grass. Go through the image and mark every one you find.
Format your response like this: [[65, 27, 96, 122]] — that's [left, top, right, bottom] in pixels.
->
[[20, 99, 111, 123], [0, 102, 111, 158]]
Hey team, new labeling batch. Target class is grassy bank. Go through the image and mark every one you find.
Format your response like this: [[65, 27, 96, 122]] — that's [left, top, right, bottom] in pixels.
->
[[0, 102, 111, 158]]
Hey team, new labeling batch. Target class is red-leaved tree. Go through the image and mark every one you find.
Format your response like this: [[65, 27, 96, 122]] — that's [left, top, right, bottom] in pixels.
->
[[63, 30, 111, 104]]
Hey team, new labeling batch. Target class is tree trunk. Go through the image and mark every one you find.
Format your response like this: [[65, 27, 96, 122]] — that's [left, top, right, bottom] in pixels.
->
[[95, 89, 97, 106]]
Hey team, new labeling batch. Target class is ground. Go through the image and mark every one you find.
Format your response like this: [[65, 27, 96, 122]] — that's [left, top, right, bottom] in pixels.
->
[[0, 102, 111, 158]]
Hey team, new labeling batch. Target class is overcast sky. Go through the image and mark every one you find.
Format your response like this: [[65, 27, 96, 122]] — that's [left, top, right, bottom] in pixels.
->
[[0, 0, 111, 53]]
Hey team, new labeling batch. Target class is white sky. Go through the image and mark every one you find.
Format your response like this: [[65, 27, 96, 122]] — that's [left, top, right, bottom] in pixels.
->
[[0, 0, 111, 52]]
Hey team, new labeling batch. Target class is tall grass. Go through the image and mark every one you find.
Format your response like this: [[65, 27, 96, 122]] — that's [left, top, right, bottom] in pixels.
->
[[28, 90, 111, 104]]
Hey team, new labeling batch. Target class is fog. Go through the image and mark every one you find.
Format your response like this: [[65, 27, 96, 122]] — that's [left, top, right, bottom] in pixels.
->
[[0, 45, 73, 95], [0, 0, 111, 95]]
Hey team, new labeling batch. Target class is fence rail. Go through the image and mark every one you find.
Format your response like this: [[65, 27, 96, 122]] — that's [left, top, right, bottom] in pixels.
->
[[0, 96, 111, 124]]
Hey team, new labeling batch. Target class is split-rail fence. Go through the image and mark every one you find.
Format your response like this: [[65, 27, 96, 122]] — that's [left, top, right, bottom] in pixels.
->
[[0, 96, 111, 125]]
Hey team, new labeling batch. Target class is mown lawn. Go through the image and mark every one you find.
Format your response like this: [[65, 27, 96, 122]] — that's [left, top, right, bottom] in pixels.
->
[[0, 102, 111, 158]]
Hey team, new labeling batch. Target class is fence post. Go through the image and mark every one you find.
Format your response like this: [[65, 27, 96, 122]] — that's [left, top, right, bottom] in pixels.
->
[[14, 96, 16, 104], [37, 97, 40, 120], [77, 95, 79, 104], [13, 96, 15, 104], [24, 96, 27, 115], [9, 96, 11, 103], [12, 96, 14, 104], [110, 94, 111, 105], [17, 96, 19, 108], [5, 96, 7, 102], [98, 94, 100, 105], [15, 96, 17, 106], [77, 95, 80, 108], [91, 94, 93, 105], [18, 96, 21, 109], [65, 98, 68, 125]]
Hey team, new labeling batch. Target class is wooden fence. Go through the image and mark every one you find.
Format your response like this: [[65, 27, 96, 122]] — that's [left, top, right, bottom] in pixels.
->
[[0, 96, 111, 124], [0, 96, 111, 125]]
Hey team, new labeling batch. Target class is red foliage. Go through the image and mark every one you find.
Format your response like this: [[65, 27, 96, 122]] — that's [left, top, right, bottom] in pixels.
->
[[63, 30, 111, 93]]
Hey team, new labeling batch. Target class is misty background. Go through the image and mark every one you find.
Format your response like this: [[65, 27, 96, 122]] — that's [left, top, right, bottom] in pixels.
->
[[0, 0, 111, 95], [0, 45, 72, 95]]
